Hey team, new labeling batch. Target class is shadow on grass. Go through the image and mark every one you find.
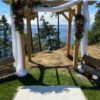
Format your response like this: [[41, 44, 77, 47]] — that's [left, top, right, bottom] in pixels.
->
[[1, 60, 100, 90], [86, 77, 100, 88], [80, 85, 100, 90], [55, 68, 60, 85], [75, 70, 100, 88], [0, 74, 17, 84], [67, 67, 78, 86], [30, 60, 73, 85], [0, 73, 47, 86], [18, 73, 47, 86]]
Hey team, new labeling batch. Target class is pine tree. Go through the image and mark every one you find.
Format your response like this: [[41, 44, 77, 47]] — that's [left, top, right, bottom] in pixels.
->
[[32, 16, 61, 51], [0, 19, 3, 57], [88, 2, 100, 44], [40, 16, 59, 50], [0, 15, 11, 57]]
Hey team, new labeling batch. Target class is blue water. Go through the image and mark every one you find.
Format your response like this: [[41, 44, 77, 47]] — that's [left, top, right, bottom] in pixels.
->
[[0, 25, 75, 58], [24, 25, 75, 44]]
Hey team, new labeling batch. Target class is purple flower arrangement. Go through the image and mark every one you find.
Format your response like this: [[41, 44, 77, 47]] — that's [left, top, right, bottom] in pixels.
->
[[75, 14, 85, 41]]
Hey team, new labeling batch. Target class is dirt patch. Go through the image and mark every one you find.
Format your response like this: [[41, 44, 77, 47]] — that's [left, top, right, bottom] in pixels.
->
[[26, 45, 100, 68], [31, 48, 73, 67], [88, 45, 100, 59]]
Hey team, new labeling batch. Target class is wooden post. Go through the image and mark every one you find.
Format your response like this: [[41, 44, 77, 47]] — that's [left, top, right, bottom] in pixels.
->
[[73, 4, 82, 69], [60, 11, 73, 55], [20, 29, 25, 67], [24, 7, 32, 62], [67, 11, 72, 56]]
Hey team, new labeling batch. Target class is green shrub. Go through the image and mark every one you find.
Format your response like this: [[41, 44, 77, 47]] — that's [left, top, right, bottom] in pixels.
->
[[88, 2, 100, 45]]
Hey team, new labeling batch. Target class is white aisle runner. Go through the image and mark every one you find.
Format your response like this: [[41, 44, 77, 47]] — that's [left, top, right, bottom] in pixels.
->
[[13, 86, 87, 100]]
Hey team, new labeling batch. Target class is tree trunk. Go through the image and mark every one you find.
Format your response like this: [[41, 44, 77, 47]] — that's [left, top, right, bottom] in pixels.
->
[[57, 13, 60, 49], [3, 28, 7, 57], [37, 13, 42, 51]]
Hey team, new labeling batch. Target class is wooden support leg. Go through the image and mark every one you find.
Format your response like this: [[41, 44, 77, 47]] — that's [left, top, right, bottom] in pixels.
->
[[20, 30, 25, 67], [73, 39, 79, 69], [73, 4, 82, 69], [67, 13, 72, 56], [25, 7, 32, 62]]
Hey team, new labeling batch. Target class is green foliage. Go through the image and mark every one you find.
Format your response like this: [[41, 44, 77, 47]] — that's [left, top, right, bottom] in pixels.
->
[[88, 2, 100, 45], [0, 15, 12, 57], [33, 15, 61, 51], [33, 34, 41, 52]]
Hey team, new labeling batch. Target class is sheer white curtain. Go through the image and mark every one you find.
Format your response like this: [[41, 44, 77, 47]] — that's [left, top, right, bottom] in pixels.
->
[[80, 0, 90, 57], [34, 0, 81, 12], [10, 8, 27, 77]]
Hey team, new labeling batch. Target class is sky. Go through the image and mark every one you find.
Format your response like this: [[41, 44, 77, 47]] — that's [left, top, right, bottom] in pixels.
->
[[0, 0, 98, 26]]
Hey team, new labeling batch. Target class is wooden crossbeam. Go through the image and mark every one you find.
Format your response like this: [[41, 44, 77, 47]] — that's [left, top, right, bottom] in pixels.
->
[[3, 0, 96, 6], [69, 8, 76, 17], [60, 12, 69, 21]]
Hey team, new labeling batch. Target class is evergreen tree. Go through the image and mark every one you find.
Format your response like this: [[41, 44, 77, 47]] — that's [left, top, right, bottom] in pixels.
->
[[32, 34, 40, 52], [0, 15, 11, 57], [32, 16, 60, 51], [88, 2, 100, 44], [32, 15, 65, 52], [39, 16, 59, 50], [0, 20, 3, 57]]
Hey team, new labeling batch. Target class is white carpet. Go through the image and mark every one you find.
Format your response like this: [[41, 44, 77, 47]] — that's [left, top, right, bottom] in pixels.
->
[[13, 86, 87, 100]]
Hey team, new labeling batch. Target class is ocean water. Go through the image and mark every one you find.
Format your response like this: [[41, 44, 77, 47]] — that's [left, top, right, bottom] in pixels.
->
[[24, 25, 75, 44], [0, 25, 75, 58]]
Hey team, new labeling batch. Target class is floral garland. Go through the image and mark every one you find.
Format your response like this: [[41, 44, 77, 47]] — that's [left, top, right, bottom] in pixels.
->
[[75, 14, 85, 41], [11, 0, 24, 30], [11, 0, 44, 31]]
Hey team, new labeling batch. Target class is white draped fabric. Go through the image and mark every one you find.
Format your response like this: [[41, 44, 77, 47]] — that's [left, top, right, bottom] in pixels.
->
[[34, 0, 81, 12], [80, 0, 90, 57], [11, 15, 18, 68], [77, 0, 90, 72], [10, 9, 27, 77]]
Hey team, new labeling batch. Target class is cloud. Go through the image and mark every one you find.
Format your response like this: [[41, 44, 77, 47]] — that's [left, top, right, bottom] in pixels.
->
[[30, 12, 68, 25], [0, 12, 95, 27], [89, 14, 95, 25], [25, 13, 96, 26], [24, 12, 68, 26]]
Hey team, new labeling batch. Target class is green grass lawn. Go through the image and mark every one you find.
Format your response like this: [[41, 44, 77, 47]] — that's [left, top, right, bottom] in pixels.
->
[[0, 67, 100, 100]]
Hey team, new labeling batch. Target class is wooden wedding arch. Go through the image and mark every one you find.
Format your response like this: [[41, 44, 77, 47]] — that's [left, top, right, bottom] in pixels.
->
[[3, 0, 96, 77]]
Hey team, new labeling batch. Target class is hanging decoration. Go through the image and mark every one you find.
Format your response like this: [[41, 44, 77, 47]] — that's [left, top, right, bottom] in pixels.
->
[[11, 0, 24, 30], [75, 14, 85, 41], [11, 0, 47, 31]]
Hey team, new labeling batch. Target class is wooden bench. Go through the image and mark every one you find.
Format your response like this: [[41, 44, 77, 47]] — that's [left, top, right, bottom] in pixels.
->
[[83, 55, 100, 70], [0, 57, 15, 78], [0, 57, 15, 66], [82, 55, 100, 78]]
